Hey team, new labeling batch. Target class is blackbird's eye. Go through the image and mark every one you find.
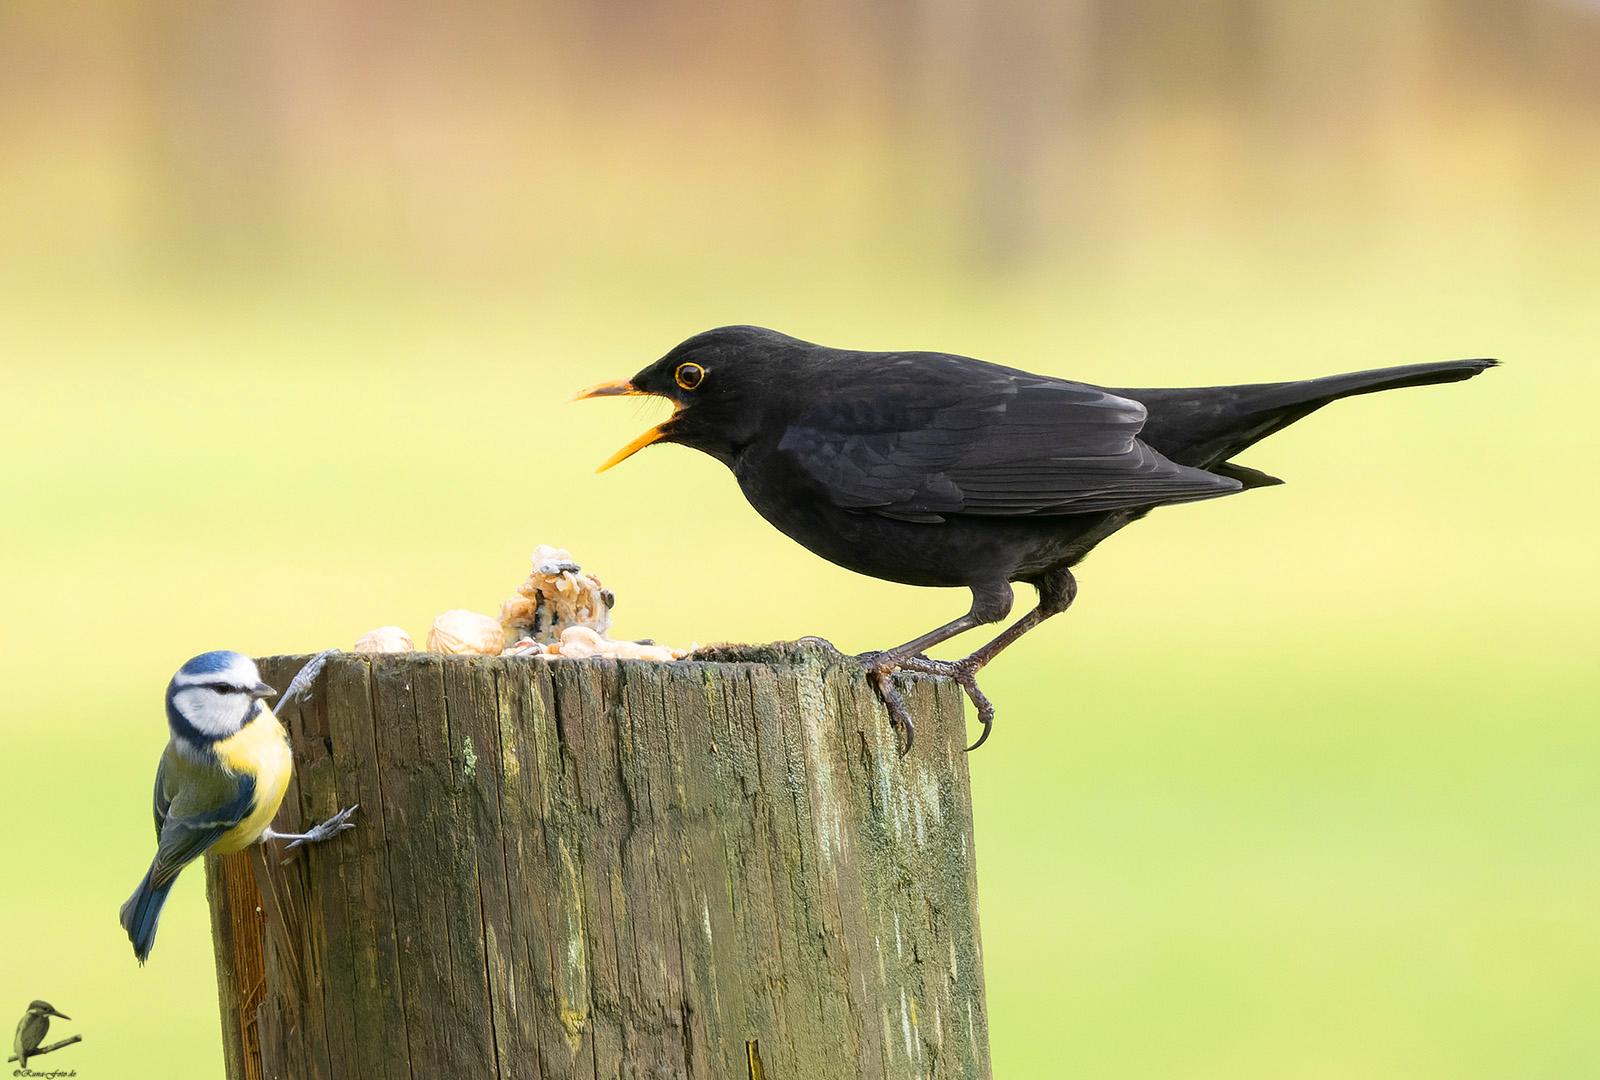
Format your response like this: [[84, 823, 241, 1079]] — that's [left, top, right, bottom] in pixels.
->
[[675, 362, 705, 390]]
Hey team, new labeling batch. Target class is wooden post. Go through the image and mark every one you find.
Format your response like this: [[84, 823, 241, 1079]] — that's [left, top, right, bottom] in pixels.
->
[[205, 642, 992, 1079]]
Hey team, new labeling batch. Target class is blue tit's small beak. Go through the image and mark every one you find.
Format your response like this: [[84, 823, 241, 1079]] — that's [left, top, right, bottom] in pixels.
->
[[251, 681, 277, 699]]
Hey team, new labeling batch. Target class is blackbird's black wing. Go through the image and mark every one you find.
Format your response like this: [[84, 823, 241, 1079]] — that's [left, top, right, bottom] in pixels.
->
[[777, 353, 1241, 523]]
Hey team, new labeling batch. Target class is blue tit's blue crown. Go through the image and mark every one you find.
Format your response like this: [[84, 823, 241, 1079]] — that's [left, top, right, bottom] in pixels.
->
[[178, 650, 251, 677], [170, 650, 262, 692]]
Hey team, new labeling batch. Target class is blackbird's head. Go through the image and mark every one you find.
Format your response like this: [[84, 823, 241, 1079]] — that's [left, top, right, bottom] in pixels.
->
[[572, 325, 810, 470]]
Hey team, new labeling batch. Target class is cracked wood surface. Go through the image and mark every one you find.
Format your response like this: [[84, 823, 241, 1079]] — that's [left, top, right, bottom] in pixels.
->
[[205, 642, 992, 1080]]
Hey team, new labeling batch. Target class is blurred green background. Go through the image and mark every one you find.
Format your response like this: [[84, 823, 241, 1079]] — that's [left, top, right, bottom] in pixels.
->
[[2, 1, 1596, 1076]]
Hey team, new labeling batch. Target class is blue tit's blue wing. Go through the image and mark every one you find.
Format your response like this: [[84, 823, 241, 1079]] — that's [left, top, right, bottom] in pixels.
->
[[150, 751, 257, 885], [152, 752, 172, 839]]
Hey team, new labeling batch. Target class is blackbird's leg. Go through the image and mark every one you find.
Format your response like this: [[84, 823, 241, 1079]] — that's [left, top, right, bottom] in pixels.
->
[[966, 568, 1078, 671], [893, 569, 1078, 752], [862, 581, 1013, 756]]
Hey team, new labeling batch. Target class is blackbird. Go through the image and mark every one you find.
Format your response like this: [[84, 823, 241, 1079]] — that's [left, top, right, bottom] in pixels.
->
[[574, 326, 1495, 755]]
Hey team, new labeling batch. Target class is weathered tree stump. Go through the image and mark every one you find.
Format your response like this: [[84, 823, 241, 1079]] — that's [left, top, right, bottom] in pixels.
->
[[205, 642, 991, 1079]]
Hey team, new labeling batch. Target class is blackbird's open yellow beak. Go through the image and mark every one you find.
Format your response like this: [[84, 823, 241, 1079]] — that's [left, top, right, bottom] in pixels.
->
[[569, 379, 641, 401], [570, 379, 678, 473]]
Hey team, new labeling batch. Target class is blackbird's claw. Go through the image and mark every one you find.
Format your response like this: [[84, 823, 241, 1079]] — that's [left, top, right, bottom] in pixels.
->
[[874, 669, 916, 757], [858, 652, 914, 756], [961, 674, 996, 752], [798, 635, 846, 660]]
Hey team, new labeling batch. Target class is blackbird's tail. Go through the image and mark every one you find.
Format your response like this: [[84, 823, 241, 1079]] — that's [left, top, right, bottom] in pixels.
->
[[1120, 358, 1498, 475], [121, 861, 175, 964]]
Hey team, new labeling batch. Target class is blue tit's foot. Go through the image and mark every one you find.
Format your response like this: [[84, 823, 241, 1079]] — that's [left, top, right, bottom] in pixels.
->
[[274, 648, 342, 713], [265, 804, 359, 850]]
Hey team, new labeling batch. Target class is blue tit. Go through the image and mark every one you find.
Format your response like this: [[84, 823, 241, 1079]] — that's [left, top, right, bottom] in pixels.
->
[[13, 1000, 69, 1068], [120, 650, 357, 963]]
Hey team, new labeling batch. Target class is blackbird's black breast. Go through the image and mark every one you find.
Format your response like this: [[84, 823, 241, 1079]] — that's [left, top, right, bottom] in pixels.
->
[[732, 442, 1121, 587]]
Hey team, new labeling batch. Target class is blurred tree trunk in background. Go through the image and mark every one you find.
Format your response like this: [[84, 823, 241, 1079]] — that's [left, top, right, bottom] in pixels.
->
[[963, 0, 1094, 266], [139, 1, 291, 269]]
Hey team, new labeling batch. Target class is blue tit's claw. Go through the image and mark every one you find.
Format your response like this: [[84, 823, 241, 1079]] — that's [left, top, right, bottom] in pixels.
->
[[275, 649, 342, 712]]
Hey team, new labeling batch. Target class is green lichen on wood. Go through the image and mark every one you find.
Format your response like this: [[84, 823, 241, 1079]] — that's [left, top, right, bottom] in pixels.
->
[[207, 648, 992, 1080]]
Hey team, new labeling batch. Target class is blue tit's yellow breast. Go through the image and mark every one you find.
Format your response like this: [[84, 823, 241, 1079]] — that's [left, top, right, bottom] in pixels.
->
[[211, 706, 293, 853]]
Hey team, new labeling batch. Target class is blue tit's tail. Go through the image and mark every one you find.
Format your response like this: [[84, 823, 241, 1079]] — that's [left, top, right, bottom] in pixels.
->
[[120, 861, 175, 964]]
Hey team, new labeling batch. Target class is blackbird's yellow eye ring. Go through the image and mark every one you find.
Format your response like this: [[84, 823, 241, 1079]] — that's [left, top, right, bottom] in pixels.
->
[[675, 362, 705, 390]]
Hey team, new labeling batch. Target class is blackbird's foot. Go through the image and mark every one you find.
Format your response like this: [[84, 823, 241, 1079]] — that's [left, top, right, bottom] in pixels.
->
[[859, 651, 1000, 755], [889, 654, 997, 752], [798, 635, 846, 659]]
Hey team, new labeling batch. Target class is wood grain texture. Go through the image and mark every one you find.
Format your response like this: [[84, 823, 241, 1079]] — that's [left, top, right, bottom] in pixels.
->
[[205, 642, 992, 1080]]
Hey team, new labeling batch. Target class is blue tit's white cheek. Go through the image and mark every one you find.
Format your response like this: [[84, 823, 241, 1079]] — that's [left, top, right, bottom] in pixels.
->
[[172, 686, 251, 736]]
